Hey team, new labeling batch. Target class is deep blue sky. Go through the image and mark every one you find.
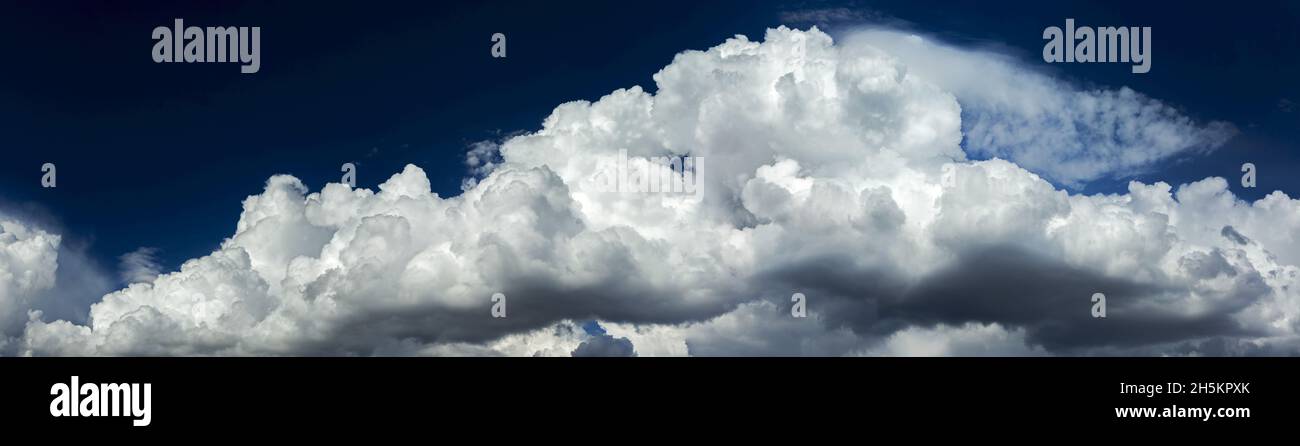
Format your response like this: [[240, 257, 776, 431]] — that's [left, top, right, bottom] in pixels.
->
[[2, 0, 1297, 291]]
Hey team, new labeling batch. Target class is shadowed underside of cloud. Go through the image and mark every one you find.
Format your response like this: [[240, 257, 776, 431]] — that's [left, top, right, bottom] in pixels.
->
[[6, 27, 1299, 356]]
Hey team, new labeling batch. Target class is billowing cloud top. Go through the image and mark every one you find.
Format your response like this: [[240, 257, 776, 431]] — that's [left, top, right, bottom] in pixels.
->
[[0, 217, 60, 351], [8, 27, 1299, 356]]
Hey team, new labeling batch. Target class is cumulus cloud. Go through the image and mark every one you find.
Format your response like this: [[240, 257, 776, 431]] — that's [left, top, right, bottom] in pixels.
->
[[11, 27, 1299, 357], [0, 217, 60, 351]]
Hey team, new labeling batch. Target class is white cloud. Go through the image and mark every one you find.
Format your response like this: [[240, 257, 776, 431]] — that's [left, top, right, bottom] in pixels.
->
[[11, 27, 1299, 356], [0, 216, 60, 350], [857, 323, 1047, 357]]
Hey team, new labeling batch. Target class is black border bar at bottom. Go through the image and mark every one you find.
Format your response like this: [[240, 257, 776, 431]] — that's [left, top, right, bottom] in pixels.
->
[[1, 357, 1290, 435]]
